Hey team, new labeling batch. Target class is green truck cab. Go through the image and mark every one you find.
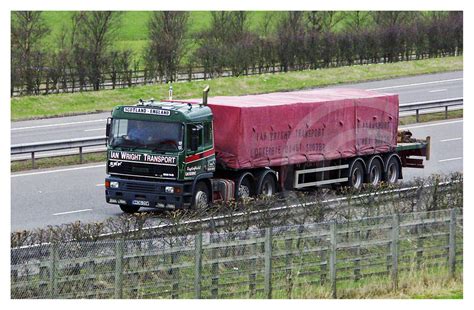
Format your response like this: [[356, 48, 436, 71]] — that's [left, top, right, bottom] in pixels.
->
[[105, 99, 216, 213]]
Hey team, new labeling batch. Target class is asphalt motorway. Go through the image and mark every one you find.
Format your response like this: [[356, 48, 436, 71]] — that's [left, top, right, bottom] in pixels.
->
[[11, 71, 463, 145], [11, 118, 463, 232]]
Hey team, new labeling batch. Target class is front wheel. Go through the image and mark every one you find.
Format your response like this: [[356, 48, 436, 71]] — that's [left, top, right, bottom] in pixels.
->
[[193, 182, 210, 210], [120, 204, 140, 214]]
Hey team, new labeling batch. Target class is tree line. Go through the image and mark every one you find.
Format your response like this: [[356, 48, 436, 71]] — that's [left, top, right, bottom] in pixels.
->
[[11, 11, 462, 96]]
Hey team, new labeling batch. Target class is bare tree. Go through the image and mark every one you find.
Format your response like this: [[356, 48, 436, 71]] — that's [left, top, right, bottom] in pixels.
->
[[11, 11, 49, 95], [306, 11, 346, 32], [145, 11, 189, 83], [344, 11, 371, 31], [72, 11, 122, 90]]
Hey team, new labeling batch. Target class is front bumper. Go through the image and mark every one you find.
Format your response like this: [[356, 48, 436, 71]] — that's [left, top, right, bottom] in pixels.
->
[[105, 176, 193, 209]]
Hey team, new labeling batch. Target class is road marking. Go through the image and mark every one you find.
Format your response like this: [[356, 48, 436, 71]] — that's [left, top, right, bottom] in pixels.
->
[[84, 128, 104, 132], [440, 137, 462, 142], [400, 119, 463, 130], [11, 164, 105, 178], [96, 183, 104, 187], [438, 157, 462, 163], [53, 209, 93, 216], [368, 78, 463, 91], [428, 89, 447, 93], [11, 119, 107, 131]]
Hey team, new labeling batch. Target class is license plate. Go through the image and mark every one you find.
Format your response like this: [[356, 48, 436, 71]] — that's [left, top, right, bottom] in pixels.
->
[[132, 200, 150, 206]]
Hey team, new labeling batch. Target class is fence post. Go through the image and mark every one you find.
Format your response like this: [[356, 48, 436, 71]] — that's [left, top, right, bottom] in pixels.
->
[[211, 234, 219, 299], [329, 221, 337, 299], [285, 238, 294, 298], [114, 239, 124, 299], [248, 237, 257, 298], [49, 242, 58, 298], [194, 231, 203, 299], [448, 209, 457, 278], [391, 214, 400, 290], [264, 227, 273, 299], [354, 230, 361, 281]]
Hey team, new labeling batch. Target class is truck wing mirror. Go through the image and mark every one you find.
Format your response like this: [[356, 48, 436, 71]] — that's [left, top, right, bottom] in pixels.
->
[[106, 117, 112, 144]]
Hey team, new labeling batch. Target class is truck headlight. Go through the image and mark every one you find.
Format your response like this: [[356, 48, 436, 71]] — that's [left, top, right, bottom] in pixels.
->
[[165, 186, 174, 193], [110, 181, 119, 188]]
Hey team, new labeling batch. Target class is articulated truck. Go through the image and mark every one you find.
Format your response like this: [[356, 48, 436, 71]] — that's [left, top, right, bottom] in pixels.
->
[[105, 87, 430, 213]]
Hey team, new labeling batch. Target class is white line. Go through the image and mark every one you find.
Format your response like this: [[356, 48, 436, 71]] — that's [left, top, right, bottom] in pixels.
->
[[440, 137, 462, 142], [96, 183, 104, 187], [11, 164, 105, 178], [400, 119, 463, 130], [367, 78, 462, 91], [428, 89, 447, 93], [438, 157, 462, 163], [11, 119, 106, 131], [53, 209, 93, 216], [84, 128, 104, 132]]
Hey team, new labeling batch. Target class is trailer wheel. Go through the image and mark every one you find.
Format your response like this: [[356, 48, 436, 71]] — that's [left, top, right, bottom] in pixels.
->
[[348, 160, 365, 190], [367, 158, 383, 186], [385, 157, 400, 184], [120, 204, 140, 214], [258, 174, 277, 197], [193, 182, 210, 210]]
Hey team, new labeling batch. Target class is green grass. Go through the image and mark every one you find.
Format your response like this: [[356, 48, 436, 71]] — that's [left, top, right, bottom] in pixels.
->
[[11, 152, 106, 172], [11, 56, 463, 121]]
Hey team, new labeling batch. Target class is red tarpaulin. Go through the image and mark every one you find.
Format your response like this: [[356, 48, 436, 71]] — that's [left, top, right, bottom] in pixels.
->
[[196, 88, 399, 170]]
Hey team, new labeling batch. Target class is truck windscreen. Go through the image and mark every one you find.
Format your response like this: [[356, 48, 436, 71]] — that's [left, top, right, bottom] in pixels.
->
[[109, 119, 183, 151]]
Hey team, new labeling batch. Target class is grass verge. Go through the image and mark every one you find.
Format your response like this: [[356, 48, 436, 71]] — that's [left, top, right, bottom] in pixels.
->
[[11, 56, 462, 121], [11, 110, 463, 173], [11, 152, 106, 173]]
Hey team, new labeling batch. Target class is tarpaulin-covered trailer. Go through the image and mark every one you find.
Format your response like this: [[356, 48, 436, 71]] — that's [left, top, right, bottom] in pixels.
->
[[206, 88, 399, 170]]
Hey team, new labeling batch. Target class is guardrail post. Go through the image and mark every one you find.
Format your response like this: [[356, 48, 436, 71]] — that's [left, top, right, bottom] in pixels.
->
[[329, 221, 337, 299], [194, 231, 203, 299], [31, 151, 36, 169], [416, 109, 420, 123], [49, 242, 58, 298], [264, 227, 273, 299], [79, 146, 83, 164], [114, 239, 124, 299], [445, 106, 449, 119], [448, 209, 457, 278], [391, 214, 400, 290]]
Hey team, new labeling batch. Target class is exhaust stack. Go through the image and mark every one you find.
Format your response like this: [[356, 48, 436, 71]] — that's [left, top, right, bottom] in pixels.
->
[[203, 85, 210, 106]]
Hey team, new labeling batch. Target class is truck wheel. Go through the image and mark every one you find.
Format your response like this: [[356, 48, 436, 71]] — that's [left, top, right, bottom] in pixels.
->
[[236, 176, 253, 199], [348, 160, 365, 190], [120, 204, 140, 214], [258, 174, 276, 197], [367, 158, 383, 186], [385, 157, 400, 184], [193, 182, 210, 210]]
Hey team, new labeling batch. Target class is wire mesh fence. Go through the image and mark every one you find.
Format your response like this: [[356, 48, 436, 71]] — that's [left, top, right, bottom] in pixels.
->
[[11, 208, 462, 299]]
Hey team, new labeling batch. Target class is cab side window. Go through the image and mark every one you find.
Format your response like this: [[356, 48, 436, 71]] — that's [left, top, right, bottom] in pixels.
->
[[187, 123, 203, 151], [203, 122, 213, 146]]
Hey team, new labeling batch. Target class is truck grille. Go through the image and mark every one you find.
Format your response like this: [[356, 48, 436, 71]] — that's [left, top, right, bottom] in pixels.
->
[[108, 160, 178, 179], [124, 182, 156, 193]]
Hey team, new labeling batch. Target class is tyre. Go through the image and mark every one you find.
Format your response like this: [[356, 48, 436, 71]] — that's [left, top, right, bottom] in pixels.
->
[[193, 182, 210, 210], [367, 158, 383, 186], [236, 175, 253, 199], [258, 173, 277, 197], [120, 204, 140, 214], [347, 160, 365, 190], [385, 156, 400, 184]]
